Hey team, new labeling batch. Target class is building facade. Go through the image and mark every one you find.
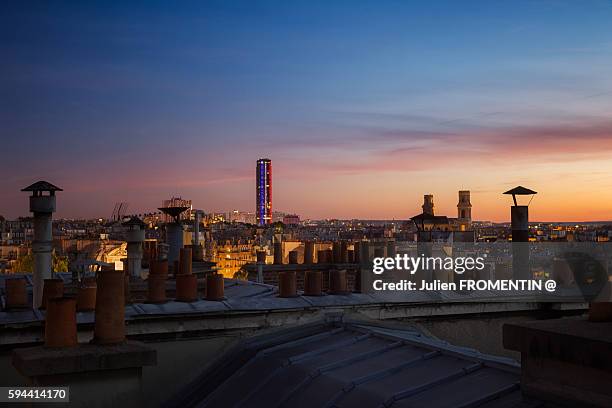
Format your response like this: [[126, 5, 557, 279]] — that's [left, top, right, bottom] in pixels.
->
[[283, 214, 300, 225]]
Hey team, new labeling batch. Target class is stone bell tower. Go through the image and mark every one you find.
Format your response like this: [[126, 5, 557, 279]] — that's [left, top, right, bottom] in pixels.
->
[[457, 190, 472, 230], [422, 194, 435, 215]]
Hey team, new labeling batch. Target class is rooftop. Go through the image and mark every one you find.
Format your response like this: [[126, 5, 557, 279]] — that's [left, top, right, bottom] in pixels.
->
[[122, 216, 146, 227], [167, 319, 548, 408], [410, 213, 450, 224], [0, 273, 587, 343]]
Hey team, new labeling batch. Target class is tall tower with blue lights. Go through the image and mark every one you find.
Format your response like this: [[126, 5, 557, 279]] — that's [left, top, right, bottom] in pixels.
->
[[256, 158, 272, 226]]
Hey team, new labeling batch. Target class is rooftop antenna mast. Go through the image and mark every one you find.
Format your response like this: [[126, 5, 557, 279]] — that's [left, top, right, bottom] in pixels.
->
[[112, 202, 130, 222]]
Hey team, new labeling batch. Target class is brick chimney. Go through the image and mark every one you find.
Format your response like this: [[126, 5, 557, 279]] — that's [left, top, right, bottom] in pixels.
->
[[45, 297, 77, 348], [93, 270, 125, 344], [40, 278, 64, 310], [303, 241, 314, 264], [278, 271, 297, 298], [5, 277, 28, 309], [304, 271, 322, 296], [176, 274, 198, 302], [205, 273, 224, 301]]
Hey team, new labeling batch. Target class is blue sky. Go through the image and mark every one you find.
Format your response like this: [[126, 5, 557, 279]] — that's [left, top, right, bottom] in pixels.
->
[[2, 1, 612, 221]]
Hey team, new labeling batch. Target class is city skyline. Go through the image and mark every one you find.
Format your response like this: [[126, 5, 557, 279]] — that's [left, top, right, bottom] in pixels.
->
[[2, 1, 612, 222]]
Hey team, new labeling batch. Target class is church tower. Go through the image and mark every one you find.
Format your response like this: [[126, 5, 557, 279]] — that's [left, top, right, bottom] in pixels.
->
[[457, 190, 472, 230], [422, 194, 435, 215]]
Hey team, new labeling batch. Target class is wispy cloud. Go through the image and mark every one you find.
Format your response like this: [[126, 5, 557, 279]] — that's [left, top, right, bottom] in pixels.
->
[[286, 118, 612, 177]]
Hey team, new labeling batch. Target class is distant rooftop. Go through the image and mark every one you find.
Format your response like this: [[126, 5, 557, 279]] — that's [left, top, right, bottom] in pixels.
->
[[122, 216, 146, 227], [410, 213, 450, 224]]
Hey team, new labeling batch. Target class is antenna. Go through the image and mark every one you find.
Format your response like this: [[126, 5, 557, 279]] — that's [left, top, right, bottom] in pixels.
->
[[112, 202, 130, 221]]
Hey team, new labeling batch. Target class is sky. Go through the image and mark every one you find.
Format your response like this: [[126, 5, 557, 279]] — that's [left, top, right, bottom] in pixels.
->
[[2, 0, 612, 222]]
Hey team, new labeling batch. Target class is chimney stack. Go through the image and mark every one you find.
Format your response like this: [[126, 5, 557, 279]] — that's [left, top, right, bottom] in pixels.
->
[[304, 271, 322, 296], [166, 223, 183, 264], [329, 269, 348, 294], [303, 241, 314, 264], [40, 278, 64, 310], [278, 271, 297, 297], [356, 241, 371, 293], [353, 241, 361, 264], [288, 250, 299, 265], [192, 210, 204, 261], [373, 247, 384, 258], [359, 241, 370, 264], [76, 285, 96, 312], [159, 206, 189, 265], [273, 241, 283, 265], [147, 260, 168, 304], [504, 186, 537, 280], [124, 271, 131, 305], [205, 273, 225, 301], [45, 297, 77, 348], [93, 270, 125, 344], [5, 277, 28, 309], [340, 241, 348, 263], [332, 242, 341, 263], [256, 250, 266, 283], [175, 274, 198, 302], [179, 247, 192, 275], [147, 275, 167, 303], [21, 181, 62, 309], [317, 250, 327, 264], [123, 217, 145, 278]]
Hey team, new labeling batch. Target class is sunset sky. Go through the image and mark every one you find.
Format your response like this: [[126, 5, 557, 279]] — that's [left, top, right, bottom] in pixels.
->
[[2, 1, 612, 222]]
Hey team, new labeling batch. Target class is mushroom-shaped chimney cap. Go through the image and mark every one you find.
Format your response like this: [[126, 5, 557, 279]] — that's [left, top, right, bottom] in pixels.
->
[[21, 180, 63, 192], [122, 216, 146, 227], [504, 186, 537, 206], [158, 206, 190, 223], [503, 186, 537, 196]]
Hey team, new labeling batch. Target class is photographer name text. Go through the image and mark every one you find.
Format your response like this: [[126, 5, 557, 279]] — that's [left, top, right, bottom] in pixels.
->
[[373, 279, 557, 292]]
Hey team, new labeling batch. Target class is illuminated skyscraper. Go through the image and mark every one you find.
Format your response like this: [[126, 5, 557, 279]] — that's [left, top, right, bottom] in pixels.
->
[[256, 158, 272, 226]]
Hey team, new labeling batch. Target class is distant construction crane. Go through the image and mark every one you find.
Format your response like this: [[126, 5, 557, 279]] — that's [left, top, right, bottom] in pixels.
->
[[111, 202, 129, 222]]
